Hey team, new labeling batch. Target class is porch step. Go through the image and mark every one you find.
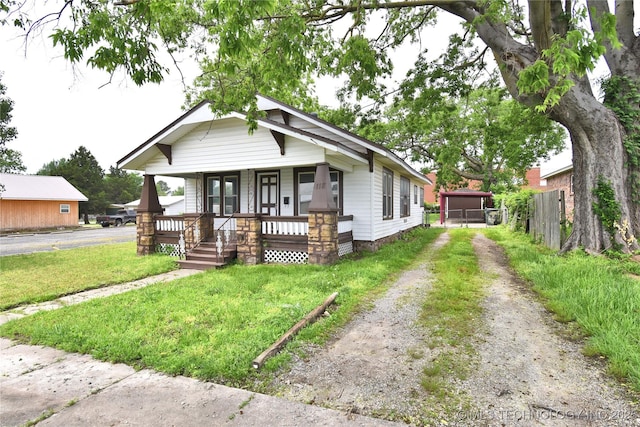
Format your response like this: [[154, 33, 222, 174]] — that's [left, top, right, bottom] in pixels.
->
[[177, 239, 237, 270], [177, 259, 227, 270]]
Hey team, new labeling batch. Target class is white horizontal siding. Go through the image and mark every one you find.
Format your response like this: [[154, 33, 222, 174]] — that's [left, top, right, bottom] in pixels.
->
[[184, 178, 198, 213], [371, 162, 424, 241], [143, 118, 326, 176], [279, 168, 295, 216], [342, 164, 373, 241]]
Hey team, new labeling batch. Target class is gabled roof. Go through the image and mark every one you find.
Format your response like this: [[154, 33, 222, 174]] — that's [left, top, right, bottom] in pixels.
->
[[117, 95, 431, 184], [0, 174, 88, 201]]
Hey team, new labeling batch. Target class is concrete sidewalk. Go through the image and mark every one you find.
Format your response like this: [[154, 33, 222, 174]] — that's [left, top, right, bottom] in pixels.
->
[[0, 271, 402, 426]]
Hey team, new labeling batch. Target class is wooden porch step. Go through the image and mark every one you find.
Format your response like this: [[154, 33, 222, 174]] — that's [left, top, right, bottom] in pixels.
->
[[177, 259, 227, 270], [177, 240, 237, 270], [186, 250, 237, 262]]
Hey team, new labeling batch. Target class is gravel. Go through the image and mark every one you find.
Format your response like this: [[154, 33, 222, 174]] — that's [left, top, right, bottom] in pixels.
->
[[268, 231, 640, 426]]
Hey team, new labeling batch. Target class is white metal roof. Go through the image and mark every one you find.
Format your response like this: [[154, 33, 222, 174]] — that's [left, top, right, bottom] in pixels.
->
[[0, 174, 89, 201], [125, 195, 185, 208]]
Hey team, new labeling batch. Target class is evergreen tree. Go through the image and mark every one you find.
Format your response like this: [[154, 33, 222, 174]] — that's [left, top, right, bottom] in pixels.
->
[[104, 166, 143, 204]]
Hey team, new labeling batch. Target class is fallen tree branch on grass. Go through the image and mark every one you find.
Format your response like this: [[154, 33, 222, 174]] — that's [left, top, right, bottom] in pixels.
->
[[252, 292, 339, 370]]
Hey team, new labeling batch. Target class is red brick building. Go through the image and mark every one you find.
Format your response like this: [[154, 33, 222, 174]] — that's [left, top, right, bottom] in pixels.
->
[[540, 165, 574, 220]]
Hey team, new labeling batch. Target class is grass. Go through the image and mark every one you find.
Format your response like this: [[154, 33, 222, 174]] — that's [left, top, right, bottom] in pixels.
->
[[0, 242, 178, 310], [0, 228, 444, 387], [425, 212, 441, 225], [418, 228, 485, 414], [484, 226, 640, 392]]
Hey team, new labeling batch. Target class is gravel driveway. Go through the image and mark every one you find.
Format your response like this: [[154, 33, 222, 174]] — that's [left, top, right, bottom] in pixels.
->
[[268, 231, 640, 426]]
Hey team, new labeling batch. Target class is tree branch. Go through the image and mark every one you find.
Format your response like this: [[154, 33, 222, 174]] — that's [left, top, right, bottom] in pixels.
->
[[25, 1, 73, 39], [303, 0, 476, 25], [114, 0, 141, 5]]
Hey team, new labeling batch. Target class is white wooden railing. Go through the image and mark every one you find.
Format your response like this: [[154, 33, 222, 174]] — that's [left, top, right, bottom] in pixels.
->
[[262, 217, 308, 235], [155, 216, 185, 233], [338, 216, 353, 234]]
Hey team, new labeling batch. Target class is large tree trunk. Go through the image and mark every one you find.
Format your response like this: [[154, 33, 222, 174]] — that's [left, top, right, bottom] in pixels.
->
[[550, 85, 639, 253], [444, 0, 640, 254]]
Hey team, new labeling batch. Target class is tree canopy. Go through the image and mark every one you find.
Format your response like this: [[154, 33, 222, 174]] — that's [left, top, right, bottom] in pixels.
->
[[37, 146, 107, 223], [156, 180, 170, 197], [361, 79, 566, 193], [2, 0, 638, 253], [0, 72, 25, 174], [0, 71, 17, 147], [104, 166, 143, 205]]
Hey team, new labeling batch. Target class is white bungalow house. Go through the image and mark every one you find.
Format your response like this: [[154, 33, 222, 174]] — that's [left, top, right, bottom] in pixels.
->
[[118, 95, 431, 268]]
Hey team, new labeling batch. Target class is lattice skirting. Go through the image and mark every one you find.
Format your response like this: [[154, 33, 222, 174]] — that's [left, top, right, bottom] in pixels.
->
[[338, 241, 354, 257], [264, 249, 309, 264], [156, 243, 184, 258]]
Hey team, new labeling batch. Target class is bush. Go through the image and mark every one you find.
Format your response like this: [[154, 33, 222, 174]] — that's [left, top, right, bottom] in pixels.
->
[[494, 190, 538, 231]]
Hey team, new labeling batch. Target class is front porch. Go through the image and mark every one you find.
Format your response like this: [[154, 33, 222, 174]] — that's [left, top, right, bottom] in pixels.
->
[[150, 213, 354, 269], [135, 163, 354, 269]]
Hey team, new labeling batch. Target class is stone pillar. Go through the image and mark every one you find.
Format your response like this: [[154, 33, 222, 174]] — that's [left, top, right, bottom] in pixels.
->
[[307, 163, 339, 265], [235, 214, 263, 265], [136, 174, 164, 256], [136, 211, 157, 256], [308, 210, 339, 265]]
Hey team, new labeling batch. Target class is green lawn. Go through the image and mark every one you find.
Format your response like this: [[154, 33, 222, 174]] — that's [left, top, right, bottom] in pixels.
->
[[3, 226, 637, 395], [0, 228, 444, 387], [0, 242, 178, 310]]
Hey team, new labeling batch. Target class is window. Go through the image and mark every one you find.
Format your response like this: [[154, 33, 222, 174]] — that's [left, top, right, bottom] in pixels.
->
[[400, 176, 410, 217], [294, 168, 342, 215], [382, 168, 393, 219], [420, 187, 425, 207], [206, 174, 239, 215], [60, 204, 70, 214], [414, 185, 418, 204]]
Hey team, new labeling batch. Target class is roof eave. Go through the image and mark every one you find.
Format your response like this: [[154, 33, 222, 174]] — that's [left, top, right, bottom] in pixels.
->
[[540, 164, 573, 179]]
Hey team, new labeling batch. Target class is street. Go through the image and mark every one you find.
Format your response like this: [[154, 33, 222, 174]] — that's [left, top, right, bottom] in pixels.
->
[[0, 226, 136, 257]]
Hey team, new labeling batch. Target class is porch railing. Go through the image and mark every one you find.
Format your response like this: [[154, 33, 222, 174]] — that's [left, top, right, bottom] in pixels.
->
[[338, 215, 353, 234], [338, 215, 354, 257], [182, 212, 213, 254], [261, 216, 308, 235], [211, 214, 237, 262], [154, 213, 354, 261], [155, 216, 186, 257]]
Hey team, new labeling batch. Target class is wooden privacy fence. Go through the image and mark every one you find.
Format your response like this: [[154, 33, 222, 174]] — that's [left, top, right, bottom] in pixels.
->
[[530, 190, 566, 250]]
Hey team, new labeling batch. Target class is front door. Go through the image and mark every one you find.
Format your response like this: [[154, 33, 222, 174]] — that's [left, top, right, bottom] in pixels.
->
[[258, 173, 279, 215]]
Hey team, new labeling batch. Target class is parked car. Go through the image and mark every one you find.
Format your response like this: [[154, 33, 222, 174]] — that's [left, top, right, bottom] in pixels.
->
[[95, 209, 137, 227]]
